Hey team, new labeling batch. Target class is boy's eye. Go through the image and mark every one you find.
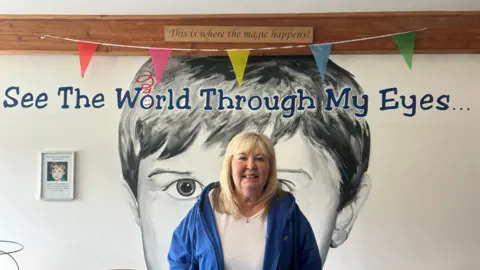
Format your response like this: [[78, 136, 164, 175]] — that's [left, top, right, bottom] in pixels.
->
[[161, 178, 204, 200]]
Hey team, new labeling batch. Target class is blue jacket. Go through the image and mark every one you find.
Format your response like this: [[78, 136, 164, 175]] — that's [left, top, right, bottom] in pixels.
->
[[168, 182, 323, 270]]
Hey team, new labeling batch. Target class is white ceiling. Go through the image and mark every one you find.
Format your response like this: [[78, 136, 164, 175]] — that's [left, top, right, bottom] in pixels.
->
[[1, 0, 479, 14]]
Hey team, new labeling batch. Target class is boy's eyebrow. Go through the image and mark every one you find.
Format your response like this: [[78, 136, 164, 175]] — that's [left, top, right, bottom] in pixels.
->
[[148, 168, 192, 178], [277, 168, 313, 181]]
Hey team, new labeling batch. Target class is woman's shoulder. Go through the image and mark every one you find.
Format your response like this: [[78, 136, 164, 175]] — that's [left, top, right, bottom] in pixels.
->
[[275, 189, 289, 198], [268, 189, 297, 213], [273, 188, 294, 202]]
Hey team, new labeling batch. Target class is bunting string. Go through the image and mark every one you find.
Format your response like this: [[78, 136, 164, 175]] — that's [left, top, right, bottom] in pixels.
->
[[38, 27, 426, 82], [38, 27, 427, 51]]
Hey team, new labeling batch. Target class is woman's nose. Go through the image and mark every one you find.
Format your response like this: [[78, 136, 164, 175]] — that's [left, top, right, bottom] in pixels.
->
[[247, 158, 256, 169]]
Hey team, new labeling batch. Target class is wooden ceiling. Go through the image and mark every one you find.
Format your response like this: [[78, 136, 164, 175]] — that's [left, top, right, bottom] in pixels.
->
[[0, 11, 479, 56]]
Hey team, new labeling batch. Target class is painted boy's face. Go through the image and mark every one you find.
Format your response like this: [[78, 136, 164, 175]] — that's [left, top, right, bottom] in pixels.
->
[[134, 128, 343, 269]]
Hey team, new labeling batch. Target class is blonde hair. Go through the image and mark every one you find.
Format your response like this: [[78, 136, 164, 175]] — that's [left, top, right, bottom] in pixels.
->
[[212, 131, 281, 217]]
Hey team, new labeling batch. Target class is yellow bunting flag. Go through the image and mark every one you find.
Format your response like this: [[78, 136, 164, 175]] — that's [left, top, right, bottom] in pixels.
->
[[227, 49, 250, 86]]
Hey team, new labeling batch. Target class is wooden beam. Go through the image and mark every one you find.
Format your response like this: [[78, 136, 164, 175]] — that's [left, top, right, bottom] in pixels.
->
[[0, 11, 479, 56]]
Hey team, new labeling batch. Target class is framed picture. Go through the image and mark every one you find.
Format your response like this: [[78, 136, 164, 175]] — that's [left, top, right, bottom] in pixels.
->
[[38, 151, 75, 201]]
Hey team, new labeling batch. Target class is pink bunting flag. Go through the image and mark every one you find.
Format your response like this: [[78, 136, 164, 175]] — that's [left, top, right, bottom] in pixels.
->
[[77, 42, 99, 78], [149, 48, 172, 83]]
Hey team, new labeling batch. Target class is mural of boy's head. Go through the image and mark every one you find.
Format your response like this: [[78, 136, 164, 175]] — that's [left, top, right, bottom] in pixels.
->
[[49, 162, 67, 181], [118, 55, 372, 269]]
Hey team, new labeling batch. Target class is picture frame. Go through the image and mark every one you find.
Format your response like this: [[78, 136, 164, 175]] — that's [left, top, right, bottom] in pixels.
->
[[38, 150, 75, 201]]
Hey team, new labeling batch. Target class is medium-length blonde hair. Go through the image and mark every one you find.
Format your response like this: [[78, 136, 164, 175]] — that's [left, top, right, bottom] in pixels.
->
[[212, 131, 280, 217]]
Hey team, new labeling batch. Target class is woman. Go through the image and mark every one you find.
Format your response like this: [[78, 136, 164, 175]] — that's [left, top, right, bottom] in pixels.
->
[[168, 131, 322, 269]]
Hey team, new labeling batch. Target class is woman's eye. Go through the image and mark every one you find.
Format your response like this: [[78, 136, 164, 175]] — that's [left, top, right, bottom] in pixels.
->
[[278, 179, 296, 192], [162, 178, 204, 200]]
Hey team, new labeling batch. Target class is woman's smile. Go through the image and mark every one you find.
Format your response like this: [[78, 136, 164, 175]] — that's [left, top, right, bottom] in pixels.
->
[[243, 173, 259, 180]]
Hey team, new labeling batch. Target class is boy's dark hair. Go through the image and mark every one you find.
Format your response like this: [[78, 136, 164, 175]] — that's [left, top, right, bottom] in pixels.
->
[[118, 55, 370, 211]]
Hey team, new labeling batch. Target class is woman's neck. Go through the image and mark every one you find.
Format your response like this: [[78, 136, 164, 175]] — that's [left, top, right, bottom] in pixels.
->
[[238, 195, 264, 218]]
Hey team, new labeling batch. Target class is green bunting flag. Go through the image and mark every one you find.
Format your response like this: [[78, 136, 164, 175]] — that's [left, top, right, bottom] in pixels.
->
[[392, 31, 416, 69]]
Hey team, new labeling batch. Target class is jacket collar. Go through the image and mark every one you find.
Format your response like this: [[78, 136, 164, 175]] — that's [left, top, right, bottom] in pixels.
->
[[197, 181, 218, 213]]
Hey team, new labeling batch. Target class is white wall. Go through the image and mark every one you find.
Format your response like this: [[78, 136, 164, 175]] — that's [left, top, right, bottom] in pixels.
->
[[0, 53, 479, 270], [321, 54, 480, 270], [0, 55, 149, 270], [0, 0, 479, 14]]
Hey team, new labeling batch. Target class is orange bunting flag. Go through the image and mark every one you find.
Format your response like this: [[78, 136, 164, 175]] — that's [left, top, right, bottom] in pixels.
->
[[77, 42, 99, 78], [149, 48, 172, 83], [227, 49, 250, 86]]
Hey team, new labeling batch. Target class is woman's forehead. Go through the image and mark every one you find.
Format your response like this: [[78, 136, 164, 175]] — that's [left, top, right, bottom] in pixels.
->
[[233, 142, 267, 156]]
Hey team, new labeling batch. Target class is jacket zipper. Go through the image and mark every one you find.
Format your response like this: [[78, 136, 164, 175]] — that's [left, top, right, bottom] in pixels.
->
[[200, 214, 223, 270]]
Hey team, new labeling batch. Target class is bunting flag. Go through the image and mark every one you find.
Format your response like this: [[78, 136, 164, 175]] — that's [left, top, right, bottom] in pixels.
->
[[309, 44, 332, 80], [47, 28, 424, 80], [227, 49, 250, 86], [77, 42, 99, 78], [392, 31, 416, 69], [149, 48, 172, 83]]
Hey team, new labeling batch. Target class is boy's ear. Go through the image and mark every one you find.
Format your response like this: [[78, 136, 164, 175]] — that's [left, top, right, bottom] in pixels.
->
[[121, 180, 141, 226], [330, 172, 372, 248]]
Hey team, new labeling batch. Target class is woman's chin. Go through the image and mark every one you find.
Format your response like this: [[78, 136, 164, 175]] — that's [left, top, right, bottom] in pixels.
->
[[240, 179, 264, 193]]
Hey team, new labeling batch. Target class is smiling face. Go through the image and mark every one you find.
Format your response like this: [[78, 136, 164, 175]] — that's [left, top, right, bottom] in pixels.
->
[[135, 129, 342, 269], [230, 146, 270, 201]]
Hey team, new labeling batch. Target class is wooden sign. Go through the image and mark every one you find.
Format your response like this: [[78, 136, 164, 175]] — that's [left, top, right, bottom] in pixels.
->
[[164, 26, 313, 43]]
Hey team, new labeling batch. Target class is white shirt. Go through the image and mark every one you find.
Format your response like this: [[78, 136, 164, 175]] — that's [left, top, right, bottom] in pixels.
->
[[209, 191, 268, 269]]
